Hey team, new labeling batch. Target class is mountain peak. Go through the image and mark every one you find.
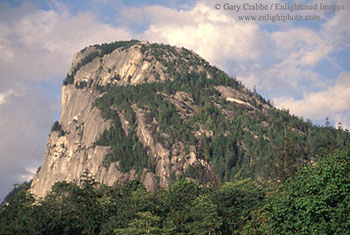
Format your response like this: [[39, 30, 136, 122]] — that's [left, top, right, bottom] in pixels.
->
[[64, 40, 212, 89], [30, 40, 350, 199]]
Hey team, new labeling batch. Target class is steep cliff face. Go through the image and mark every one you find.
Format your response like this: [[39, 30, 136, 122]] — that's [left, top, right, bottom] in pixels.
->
[[30, 86, 114, 198], [30, 41, 215, 198]]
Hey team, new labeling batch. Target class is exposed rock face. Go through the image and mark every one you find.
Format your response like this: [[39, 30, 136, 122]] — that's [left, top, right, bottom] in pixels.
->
[[30, 41, 214, 198], [215, 86, 255, 109], [30, 43, 165, 198], [169, 91, 198, 120], [132, 105, 170, 188], [215, 86, 270, 112], [132, 104, 215, 188], [30, 86, 124, 198], [71, 42, 169, 88]]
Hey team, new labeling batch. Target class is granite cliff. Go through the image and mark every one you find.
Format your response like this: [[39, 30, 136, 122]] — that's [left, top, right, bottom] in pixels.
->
[[30, 41, 215, 198], [30, 40, 347, 198]]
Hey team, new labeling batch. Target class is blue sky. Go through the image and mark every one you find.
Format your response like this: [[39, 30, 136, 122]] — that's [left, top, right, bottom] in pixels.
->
[[0, 0, 349, 201]]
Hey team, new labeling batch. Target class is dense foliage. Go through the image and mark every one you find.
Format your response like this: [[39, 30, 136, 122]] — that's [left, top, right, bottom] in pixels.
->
[[94, 114, 153, 172], [1, 149, 350, 234], [0, 177, 264, 234], [268, 148, 350, 234]]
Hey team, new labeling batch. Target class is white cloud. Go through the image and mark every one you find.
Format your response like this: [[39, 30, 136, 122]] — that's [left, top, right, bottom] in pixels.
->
[[137, 3, 266, 65], [275, 71, 350, 128], [238, 73, 258, 90], [0, 94, 4, 105], [270, 26, 335, 67], [258, 27, 332, 93], [0, 1, 132, 93], [299, 46, 332, 67], [0, 90, 13, 105], [18, 167, 38, 182], [321, 0, 350, 45]]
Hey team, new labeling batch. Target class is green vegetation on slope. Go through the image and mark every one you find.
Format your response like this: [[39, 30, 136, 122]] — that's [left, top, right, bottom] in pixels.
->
[[94, 113, 153, 172], [268, 148, 350, 234], [93, 42, 350, 184]]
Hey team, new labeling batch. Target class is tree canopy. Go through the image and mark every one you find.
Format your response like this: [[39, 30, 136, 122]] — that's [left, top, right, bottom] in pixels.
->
[[1, 149, 350, 234]]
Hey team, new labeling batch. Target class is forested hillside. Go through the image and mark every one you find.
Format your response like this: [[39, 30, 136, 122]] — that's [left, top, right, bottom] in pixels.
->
[[91, 41, 350, 184]]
